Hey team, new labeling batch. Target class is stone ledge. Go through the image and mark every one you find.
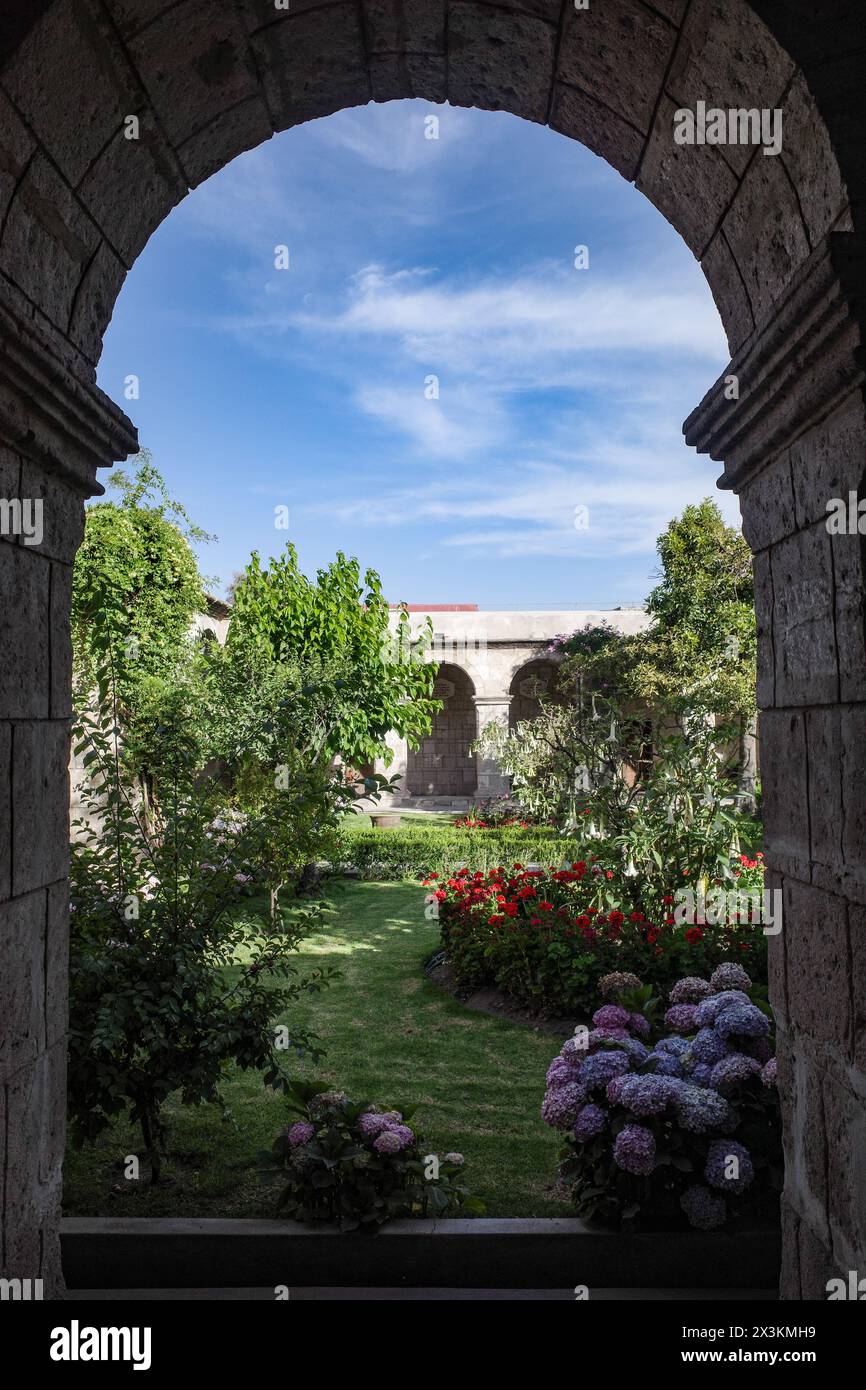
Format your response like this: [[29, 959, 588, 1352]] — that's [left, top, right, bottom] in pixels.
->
[[60, 1216, 781, 1291], [683, 230, 866, 491]]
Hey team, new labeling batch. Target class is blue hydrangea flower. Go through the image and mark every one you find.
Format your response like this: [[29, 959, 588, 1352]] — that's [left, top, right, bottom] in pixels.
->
[[619, 1073, 683, 1116], [689, 1062, 715, 1089], [675, 1084, 735, 1133], [656, 1036, 690, 1056], [579, 1051, 631, 1092], [665, 1003, 699, 1033], [691, 1027, 730, 1064], [694, 990, 751, 1027], [704, 1139, 754, 1193], [648, 1050, 685, 1078], [680, 1184, 727, 1230], [714, 1002, 770, 1040]]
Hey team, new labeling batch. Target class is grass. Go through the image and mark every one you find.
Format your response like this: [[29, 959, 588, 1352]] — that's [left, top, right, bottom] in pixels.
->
[[63, 880, 568, 1220]]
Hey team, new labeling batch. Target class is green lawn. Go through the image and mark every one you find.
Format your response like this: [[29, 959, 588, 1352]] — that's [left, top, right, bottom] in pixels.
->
[[63, 880, 567, 1219]]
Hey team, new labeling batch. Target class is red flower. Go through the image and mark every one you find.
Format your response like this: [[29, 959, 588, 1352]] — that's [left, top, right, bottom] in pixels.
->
[[686, 927, 703, 944]]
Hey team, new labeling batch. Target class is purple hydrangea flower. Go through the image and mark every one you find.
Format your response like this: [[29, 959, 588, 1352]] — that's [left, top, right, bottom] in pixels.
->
[[704, 1139, 754, 1193], [694, 990, 751, 1027], [386, 1124, 415, 1149], [649, 1050, 685, 1078], [373, 1129, 404, 1154], [592, 1004, 631, 1031], [689, 1063, 715, 1089], [751, 1036, 772, 1063], [444, 1152, 464, 1165], [618, 1073, 683, 1116], [709, 962, 752, 993], [541, 1081, 585, 1130], [656, 1036, 690, 1056], [668, 976, 711, 1004], [613, 1124, 656, 1175], [599, 971, 642, 998], [579, 1051, 631, 1092], [680, 1185, 727, 1230], [665, 1003, 699, 1034], [606, 1075, 627, 1104], [714, 1002, 770, 1041], [546, 1056, 580, 1090], [286, 1121, 315, 1147], [675, 1084, 735, 1133], [573, 1103, 607, 1141], [629, 1013, 651, 1038], [611, 1037, 650, 1064], [710, 1053, 761, 1093], [357, 1111, 391, 1137], [588, 1027, 630, 1046], [691, 1027, 730, 1064], [761, 1058, 778, 1087]]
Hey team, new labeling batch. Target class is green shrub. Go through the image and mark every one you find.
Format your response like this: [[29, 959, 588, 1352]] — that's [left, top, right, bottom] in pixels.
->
[[335, 822, 585, 879]]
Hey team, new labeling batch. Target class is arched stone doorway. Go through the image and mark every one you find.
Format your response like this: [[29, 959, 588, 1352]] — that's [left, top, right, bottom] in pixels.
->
[[0, 0, 864, 1299], [406, 665, 477, 799]]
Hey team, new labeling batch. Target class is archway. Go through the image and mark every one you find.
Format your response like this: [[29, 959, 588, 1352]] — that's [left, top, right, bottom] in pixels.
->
[[1, 0, 864, 1299], [509, 658, 568, 729], [407, 664, 477, 799]]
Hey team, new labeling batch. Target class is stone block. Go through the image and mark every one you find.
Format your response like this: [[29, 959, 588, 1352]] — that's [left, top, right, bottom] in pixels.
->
[[0, 723, 10, 901], [77, 113, 187, 267], [0, 546, 50, 720], [129, 0, 263, 149], [780, 72, 847, 248], [447, 2, 556, 125], [738, 453, 795, 554], [779, 1194, 801, 1299], [0, 890, 46, 1083], [0, 88, 36, 230], [557, 0, 676, 135], [0, 154, 100, 332], [770, 525, 838, 708], [849, 908, 866, 1076], [841, 708, 866, 888], [665, 0, 794, 177], [765, 867, 786, 1017], [104, 0, 181, 38], [46, 881, 70, 1049], [11, 722, 70, 898], [759, 712, 810, 873], [751, 550, 774, 708], [177, 97, 273, 188], [549, 81, 644, 181], [363, 0, 446, 53], [3, 0, 143, 188], [69, 240, 127, 364], [251, 5, 371, 129], [720, 154, 811, 327], [700, 228, 755, 355], [805, 707, 842, 873], [4, 1042, 66, 1229], [50, 562, 74, 720], [637, 95, 738, 257], [824, 1073, 866, 1271], [832, 534, 866, 705], [790, 396, 866, 531], [784, 879, 851, 1050], [19, 458, 86, 564]]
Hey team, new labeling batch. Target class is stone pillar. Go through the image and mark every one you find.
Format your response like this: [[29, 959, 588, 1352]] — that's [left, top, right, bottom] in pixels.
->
[[375, 729, 408, 806], [685, 230, 866, 1299], [473, 696, 511, 799], [0, 287, 137, 1296]]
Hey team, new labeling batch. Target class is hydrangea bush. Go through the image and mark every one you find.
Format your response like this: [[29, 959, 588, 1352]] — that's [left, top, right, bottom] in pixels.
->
[[542, 962, 781, 1230], [263, 1079, 484, 1229]]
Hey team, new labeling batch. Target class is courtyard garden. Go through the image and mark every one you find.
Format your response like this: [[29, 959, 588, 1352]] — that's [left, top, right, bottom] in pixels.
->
[[66, 464, 777, 1240]]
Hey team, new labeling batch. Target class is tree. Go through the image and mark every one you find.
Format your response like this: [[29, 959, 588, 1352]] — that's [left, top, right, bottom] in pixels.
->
[[226, 544, 440, 771]]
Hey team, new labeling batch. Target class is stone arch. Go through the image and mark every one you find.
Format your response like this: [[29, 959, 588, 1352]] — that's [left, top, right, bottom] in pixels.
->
[[0, 0, 865, 1300], [406, 663, 477, 798], [508, 657, 567, 729]]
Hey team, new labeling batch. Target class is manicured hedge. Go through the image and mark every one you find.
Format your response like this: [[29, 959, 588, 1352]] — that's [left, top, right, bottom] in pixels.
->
[[335, 823, 584, 880]]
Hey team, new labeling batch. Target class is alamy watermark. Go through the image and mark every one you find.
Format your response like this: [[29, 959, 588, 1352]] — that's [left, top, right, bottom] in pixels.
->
[[674, 884, 782, 936], [673, 101, 783, 157], [0, 497, 43, 546]]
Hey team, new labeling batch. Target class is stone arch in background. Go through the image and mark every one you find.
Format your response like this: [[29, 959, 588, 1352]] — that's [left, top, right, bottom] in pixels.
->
[[508, 657, 567, 729], [1, 0, 865, 1298], [406, 663, 477, 797]]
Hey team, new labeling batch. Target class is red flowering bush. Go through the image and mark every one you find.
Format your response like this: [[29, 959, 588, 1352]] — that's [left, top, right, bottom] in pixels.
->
[[428, 860, 768, 1018]]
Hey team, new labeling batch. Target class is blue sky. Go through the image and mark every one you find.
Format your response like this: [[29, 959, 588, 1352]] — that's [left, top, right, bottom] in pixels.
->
[[97, 99, 736, 609]]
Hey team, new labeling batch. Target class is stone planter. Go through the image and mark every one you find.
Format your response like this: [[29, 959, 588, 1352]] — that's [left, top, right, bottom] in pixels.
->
[[60, 1217, 780, 1292], [369, 813, 401, 829]]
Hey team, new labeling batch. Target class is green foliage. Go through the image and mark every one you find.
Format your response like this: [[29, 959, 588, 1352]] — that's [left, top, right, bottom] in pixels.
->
[[227, 544, 440, 767], [68, 667, 342, 1182], [262, 1080, 484, 1228], [72, 451, 209, 713], [335, 820, 585, 880], [560, 500, 757, 721]]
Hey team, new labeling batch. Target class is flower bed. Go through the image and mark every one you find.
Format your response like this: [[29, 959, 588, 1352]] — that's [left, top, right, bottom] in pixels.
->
[[542, 962, 781, 1231], [429, 859, 768, 1017]]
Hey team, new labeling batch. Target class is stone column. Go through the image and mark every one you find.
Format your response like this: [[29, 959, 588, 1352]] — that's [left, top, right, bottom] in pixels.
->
[[375, 729, 408, 806], [473, 696, 511, 799], [685, 230, 866, 1299], [0, 287, 137, 1296]]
